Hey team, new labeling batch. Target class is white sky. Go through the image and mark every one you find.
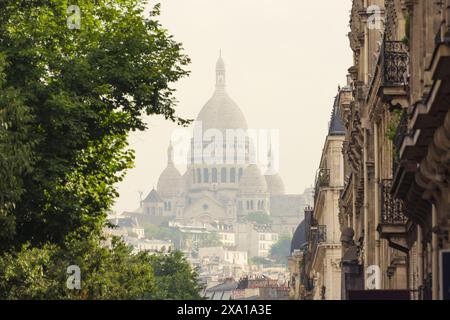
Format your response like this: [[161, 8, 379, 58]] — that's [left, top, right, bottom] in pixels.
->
[[113, 0, 353, 213]]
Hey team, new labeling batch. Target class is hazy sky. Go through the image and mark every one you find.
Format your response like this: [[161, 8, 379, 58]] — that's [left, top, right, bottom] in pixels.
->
[[113, 0, 353, 213]]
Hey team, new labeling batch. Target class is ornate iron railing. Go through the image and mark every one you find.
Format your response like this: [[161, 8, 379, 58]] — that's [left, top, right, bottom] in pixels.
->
[[382, 41, 409, 86], [310, 225, 327, 256], [380, 179, 408, 224], [314, 168, 330, 203]]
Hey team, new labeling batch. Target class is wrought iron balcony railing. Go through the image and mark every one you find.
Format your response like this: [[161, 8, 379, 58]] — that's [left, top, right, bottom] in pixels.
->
[[310, 225, 327, 256], [380, 179, 408, 225], [381, 40, 409, 86], [314, 168, 330, 203]]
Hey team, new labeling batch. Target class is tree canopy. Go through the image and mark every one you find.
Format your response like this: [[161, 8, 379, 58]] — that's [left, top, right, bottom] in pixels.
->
[[0, 0, 190, 251], [0, 0, 200, 299], [269, 234, 292, 265]]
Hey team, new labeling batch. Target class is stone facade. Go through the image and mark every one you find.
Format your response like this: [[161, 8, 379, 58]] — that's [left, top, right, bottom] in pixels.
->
[[339, 0, 450, 300]]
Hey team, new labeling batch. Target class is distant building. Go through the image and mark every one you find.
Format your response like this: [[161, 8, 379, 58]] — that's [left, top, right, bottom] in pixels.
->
[[137, 55, 311, 233]]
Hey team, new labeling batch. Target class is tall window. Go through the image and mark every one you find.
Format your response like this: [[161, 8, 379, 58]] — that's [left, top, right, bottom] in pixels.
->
[[196, 168, 201, 184], [238, 168, 243, 181], [221, 168, 227, 183], [203, 168, 209, 183], [230, 168, 236, 183], [212, 168, 218, 183]]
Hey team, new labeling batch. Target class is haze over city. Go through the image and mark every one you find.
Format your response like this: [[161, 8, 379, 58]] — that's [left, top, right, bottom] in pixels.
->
[[114, 0, 353, 213]]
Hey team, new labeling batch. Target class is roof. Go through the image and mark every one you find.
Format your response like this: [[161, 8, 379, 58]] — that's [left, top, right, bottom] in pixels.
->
[[108, 216, 140, 229], [328, 95, 345, 136], [143, 188, 163, 203], [290, 220, 306, 254], [270, 195, 307, 217], [265, 174, 285, 195], [206, 280, 238, 292]]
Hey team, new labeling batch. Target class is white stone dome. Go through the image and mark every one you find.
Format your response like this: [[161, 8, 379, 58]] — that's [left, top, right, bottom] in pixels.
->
[[197, 91, 248, 132], [196, 54, 248, 132], [157, 164, 183, 197], [239, 165, 267, 194], [157, 143, 183, 197], [265, 174, 285, 195]]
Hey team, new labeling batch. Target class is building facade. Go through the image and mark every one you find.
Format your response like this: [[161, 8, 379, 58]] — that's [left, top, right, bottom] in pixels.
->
[[338, 0, 450, 300], [295, 97, 346, 300]]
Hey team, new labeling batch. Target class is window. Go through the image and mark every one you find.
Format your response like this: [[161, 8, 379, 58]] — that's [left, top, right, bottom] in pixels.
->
[[246, 201, 250, 210], [212, 168, 218, 183], [203, 168, 209, 183], [230, 168, 236, 183], [260, 234, 265, 241], [238, 168, 243, 181], [250, 200, 254, 210], [197, 168, 202, 183], [221, 168, 227, 183]]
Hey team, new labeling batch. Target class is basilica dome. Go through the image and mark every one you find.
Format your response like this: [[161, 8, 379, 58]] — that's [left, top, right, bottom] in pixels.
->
[[157, 144, 184, 197], [265, 174, 286, 195], [239, 164, 267, 194], [196, 55, 248, 132]]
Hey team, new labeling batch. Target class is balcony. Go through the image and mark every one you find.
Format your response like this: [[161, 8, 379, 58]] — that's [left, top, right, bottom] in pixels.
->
[[366, 38, 409, 107], [314, 168, 330, 204], [381, 41, 409, 87], [377, 179, 408, 239], [310, 225, 327, 258]]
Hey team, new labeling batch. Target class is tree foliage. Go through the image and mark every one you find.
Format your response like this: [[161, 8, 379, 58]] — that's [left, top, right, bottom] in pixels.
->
[[0, 0, 190, 250], [0, 235, 202, 300], [0, 0, 200, 299], [269, 234, 292, 265], [245, 212, 272, 225]]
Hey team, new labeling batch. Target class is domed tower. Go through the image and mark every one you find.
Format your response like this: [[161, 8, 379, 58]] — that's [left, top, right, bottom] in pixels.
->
[[157, 143, 184, 216], [238, 164, 270, 217], [187, 53, 250, 204]]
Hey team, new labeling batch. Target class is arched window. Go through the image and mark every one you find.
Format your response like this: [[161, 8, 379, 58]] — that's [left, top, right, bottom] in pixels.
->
[[238, 168, 243, 181], [212, 168, 218, 183], [230, 168, 236, 183], [197, 168, 201, 183], [221, 168, 227, 183], [203, 168, 209, 183]]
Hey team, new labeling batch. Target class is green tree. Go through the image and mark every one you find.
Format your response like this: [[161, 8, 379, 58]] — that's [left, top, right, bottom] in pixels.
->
[[143, 224, 184, 249], [196, 232, 221, 248], [0, 0, 190, 251], [245, 212, 272, 225], [0, 0, 201, 300], [0, 235, 202, 300], [269, 234, 292, 265]]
